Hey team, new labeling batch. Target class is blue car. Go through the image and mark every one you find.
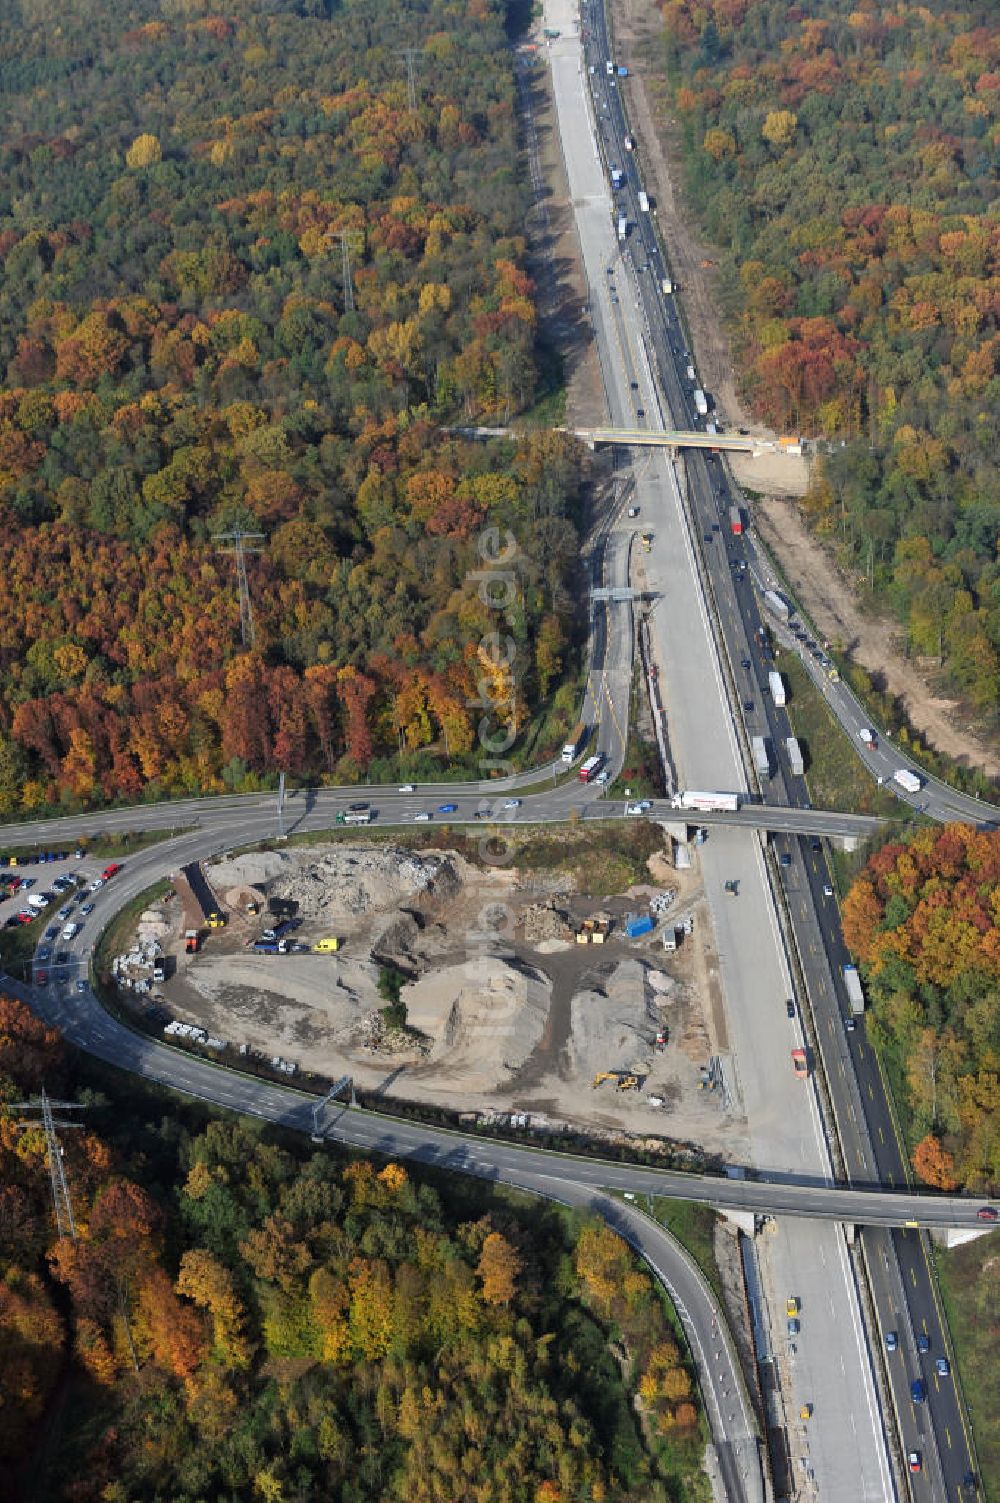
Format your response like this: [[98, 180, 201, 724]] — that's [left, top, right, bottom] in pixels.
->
[[917, 1333, 930, 1354], [911, 1379, 926, 1404], [437, 803, 458, 814]]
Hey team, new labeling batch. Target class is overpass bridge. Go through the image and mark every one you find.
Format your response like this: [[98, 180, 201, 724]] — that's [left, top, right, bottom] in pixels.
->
[[447, 424, 802, 457]]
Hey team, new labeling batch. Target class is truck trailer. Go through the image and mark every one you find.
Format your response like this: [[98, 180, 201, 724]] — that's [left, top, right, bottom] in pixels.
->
[[763, 589, 790, 624], [562, 721, 588, 764], [670, 789, 740, 814], [842, 964, 865, 1015], [637, 190, 649, 213], [893, 768, 923, 794], [752, 736, 773, 781], [693, 388, 708, 417], [617, 214, 627, 241], [785, 736, 804, 776], [729, 506, 743, 536], [768, 670, 786, 707]]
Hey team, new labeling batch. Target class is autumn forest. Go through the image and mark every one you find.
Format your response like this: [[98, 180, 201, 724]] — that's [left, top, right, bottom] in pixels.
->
[[0, 0, 583, 813], [663, 0, 1000, 718], [0, 996, 708, 1502]]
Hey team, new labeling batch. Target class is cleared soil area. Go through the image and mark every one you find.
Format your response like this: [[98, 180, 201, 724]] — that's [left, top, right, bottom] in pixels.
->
[[114, 841, 746, 1160]]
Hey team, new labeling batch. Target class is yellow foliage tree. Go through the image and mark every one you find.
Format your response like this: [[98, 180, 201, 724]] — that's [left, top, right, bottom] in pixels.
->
[[762, 110, 798, 148], [125, 133, 163, 168]]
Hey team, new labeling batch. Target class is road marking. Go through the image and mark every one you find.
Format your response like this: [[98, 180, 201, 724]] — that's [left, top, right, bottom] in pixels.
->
[[878, 1126, 885, 1143], [910, 1268, 917, 1287], [945, 1428, 952, 1449]]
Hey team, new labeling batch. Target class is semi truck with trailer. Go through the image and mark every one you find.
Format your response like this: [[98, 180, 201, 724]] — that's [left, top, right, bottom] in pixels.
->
[[763, 589, 790, 624], [752, 736, 773, 781], [768, 670, 786, 707], [729, 506, 744, 536], [785, 737, 805, 776], [670, 789, 740, 813], [842, 964, 865, 1015], [693, 389, 708, 416], [562, 722, 588, 763], [578, 754, 603, 784]]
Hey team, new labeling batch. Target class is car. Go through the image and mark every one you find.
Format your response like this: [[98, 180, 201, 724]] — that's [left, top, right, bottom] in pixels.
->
[[908, 1452, 922, 1474], [743, 699, 754, 714], [636, 408, 645, 418], [45, 925, 58, 939], [35, 969, 48, 985], [472, 809, 491, 819], [787, 1318, 800, 1337], [636, 799, 652, 811], [741, 657, 750, 670], [823, 883, 834, 897], [88, 879, 104, 892], [80, 903, 94, 915], [845, 1016, 856, 1031], [627, 506, 639, 517], [786, 1297, 799, 1317], [504, 799, 522, 810], [712, 521, 721, 531], [917, 1333, 930, 1354], [437, 803, 458, 814], [18, 877, 34, 890], [595, 768, 610, 785], [55, 951, 69, 965], [911, 1379, 926, 1404], [15, 911, 34, 925], [779, 852, 791, 868], [703, 531, 712, 542], [885, 1331, 897, 1353], [936, 1357, 950, 1376], [630, 380, 639, 390], [413, 812, 432, 822], [101, 862, 122, 880], [37, 946, 51, 962], [348, 802, 370, 813], [58, 905, 72, 918], [811, 838, 822, 852], [76, 979, 87, 993], [976, 1206, 997, 1221], [399, 783, 415, 793], [786, 999, 796, 1019]]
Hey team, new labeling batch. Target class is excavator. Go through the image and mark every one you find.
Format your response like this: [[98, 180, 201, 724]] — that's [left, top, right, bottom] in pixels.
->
[[592, 1072, 641, 1091]]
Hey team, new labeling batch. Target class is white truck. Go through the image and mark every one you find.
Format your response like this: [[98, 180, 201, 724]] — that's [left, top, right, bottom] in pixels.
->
[[617, 213, 627, 242], [763, 589, 790, 624], [610, 166, 623, 189], [858, 727, 877, 749], [670, 789, 740, 814], [661, 277, 673, 295], [693, 388, 708, 416], [637, 190, 650, 213], [842, 964, 865, 1016], [752, 736, 772, 781], [893, 767, 923, 794], [768, 670, 786, 707], [785, 736, 805, 776]]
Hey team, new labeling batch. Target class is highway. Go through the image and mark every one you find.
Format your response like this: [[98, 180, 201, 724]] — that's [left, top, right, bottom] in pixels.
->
[[557, 2, 984, 1497]]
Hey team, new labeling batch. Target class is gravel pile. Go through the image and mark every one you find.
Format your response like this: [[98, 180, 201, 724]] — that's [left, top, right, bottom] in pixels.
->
[[568, 959, 661, 1078]]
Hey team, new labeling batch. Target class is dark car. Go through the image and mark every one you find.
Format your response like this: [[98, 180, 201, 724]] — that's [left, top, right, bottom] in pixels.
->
[[917, 1333, 930, 1354], [786, 999, 796, 1019], [977, 1206, 997, 1221], [780, 852, 791, 868], [348, 802, 370, 813], [743, 699, 754, 714], [741, 657, 750, 670], [911, 1379, 926, 1404]]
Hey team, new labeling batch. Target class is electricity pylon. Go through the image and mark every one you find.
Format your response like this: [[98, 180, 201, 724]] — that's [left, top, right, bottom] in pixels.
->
[[8, 1089, 85, 1239], [214, 525, 265, 649]]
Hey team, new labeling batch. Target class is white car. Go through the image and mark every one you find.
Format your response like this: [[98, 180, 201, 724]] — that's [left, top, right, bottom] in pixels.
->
[[823, 883, 834, 897], [595, 768, 611, 785], [503, 798, 522, 810], [413, 812, 432, 822], [399, 783, 415, 793], [88, 878, 104, 892], [626, 803, 646, 816]]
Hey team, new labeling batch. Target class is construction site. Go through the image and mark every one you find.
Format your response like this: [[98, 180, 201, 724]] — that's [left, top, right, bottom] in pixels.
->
[[108, 838, 746, 1159]]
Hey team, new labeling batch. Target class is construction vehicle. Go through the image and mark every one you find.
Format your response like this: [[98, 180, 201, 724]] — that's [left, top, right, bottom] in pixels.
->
[[577, 916, 610, 945], [655, 1029, 668, 1050], [206, 910, 226, 929], [799, 1404, 813, 1421], [184, 930, 200, 954], [592, 1071, 641, 1091], [640, 532, 653, 551]]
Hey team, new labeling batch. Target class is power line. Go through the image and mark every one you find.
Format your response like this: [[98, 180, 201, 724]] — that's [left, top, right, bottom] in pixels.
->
[[337, 231, 355, 314], [213, 525, 265, 649], [9, 1089, 85, 1240]]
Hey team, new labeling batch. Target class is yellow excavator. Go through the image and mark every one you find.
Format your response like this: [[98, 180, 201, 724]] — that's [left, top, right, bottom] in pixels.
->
[[592, 1072, 641, 1091]]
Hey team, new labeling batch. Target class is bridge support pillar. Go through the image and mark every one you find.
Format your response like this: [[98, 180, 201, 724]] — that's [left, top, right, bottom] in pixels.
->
[[929, 1225, 993, 1250], [836, 836, 859, 853], [844, 1221, 857, 1246]]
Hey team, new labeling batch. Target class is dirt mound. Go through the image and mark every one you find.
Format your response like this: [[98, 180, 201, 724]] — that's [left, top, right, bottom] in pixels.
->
[[402, 955, 550, 1090], [265, 846, 466, 926], [568, 959, 661, 1078]]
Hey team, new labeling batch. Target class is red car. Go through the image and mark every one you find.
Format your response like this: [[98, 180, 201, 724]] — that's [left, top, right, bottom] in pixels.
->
[[35, 969, 48, 985], [101, 862, 123, 880], [15, 910, 35, 925], [977, 1206, 998, 1222]]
